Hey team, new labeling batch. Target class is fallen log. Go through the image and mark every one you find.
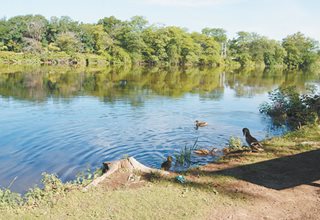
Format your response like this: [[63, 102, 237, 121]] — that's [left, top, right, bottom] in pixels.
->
[[83, 157, 169, 191]]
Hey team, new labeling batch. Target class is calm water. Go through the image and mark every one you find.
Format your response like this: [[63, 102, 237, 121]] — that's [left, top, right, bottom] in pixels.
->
[[0, 66, 319, 193]]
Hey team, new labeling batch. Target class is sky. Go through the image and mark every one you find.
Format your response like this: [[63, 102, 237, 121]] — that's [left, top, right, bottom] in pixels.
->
[[0, 0, 319, 41]]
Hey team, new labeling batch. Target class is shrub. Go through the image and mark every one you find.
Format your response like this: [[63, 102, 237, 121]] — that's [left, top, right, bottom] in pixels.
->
[[55, 32, 83, 53], [227, 136, 244, 151], [0, 189, 22, 208], [0, 42, 8, 51], [0, 169, 104, 209], [260, 86, 320, 129], [25, 173, 67, 207], [74, 167, 103, 185]]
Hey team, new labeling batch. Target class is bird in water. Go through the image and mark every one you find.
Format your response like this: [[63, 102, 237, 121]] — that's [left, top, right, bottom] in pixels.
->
[[242, 128, 263, 152], [195, 120, 208, 129], [161, 156, 173, 171]]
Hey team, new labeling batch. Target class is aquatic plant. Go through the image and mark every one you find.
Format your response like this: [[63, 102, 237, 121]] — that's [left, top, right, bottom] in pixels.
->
[[175, 139, 199, 167]]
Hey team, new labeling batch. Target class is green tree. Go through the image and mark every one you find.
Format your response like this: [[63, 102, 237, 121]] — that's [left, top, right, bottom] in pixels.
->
[[0, 18, 9, 46], [46, 16, 80, 43], [282, 32, 318, 69], [229, 32, 286, 67], [55, 32, 82, 53], [192, 32, 221, 66], [98, 16, 124, 41], [201, 28, 227, 43]]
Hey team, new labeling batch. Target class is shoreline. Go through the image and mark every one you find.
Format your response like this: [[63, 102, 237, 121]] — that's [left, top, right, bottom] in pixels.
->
[[0, 125, 319, 219], [0, 51, 287, 70]]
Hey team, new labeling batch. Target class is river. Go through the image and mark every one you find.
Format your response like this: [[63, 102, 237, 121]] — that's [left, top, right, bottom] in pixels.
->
[[0, 65, 318, 193]]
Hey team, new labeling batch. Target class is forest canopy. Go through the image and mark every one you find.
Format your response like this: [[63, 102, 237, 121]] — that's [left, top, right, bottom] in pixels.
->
[[0, 15, 319, 68]]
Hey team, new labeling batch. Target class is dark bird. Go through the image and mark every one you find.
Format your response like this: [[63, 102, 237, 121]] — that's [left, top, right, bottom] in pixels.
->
[[242, 128, 263, 152], [161, 156, 173, 171], [119, 80, 128, 88], [195, 120, 208, 129]]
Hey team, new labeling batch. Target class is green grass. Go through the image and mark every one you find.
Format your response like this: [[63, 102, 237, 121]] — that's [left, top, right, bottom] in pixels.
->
[[1, 182, 225, 220], [220, 125, 320, 164]]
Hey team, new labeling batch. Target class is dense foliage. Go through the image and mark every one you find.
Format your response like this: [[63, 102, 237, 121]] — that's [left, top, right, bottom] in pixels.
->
[[0, 15, 319, 68], [260, 86, 320, 129]]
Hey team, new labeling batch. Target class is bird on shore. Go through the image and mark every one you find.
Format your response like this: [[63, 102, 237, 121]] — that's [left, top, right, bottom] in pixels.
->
[[161, 156, 173, 171], [194, 147, 218, 156], [195, 120, 208, 129], [242, 128, 263, 152]]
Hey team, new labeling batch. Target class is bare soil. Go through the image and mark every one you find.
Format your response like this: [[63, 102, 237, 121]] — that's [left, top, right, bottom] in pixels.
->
[[199, 149, 320, 220]]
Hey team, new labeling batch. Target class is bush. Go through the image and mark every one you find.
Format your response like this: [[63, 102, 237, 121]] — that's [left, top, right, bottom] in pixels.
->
[[0, 42, 8, 51], [260, 86, 320, 129], [0, 51, 40, 64], [0, 169, 104, 209], [55, 32, 83, 53], [227, 136, 244, 151], [25, 173, 68, 207], [0, 189, 22, 208]]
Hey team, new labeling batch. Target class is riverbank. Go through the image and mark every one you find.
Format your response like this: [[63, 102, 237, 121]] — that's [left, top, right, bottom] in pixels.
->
[[0, 125, 319, 219], [0, 51, 108, 66], [0, 51, 241, 69]]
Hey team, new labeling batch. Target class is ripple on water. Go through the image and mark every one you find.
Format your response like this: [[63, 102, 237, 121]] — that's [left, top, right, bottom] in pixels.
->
[[0, 83, 291, 193]]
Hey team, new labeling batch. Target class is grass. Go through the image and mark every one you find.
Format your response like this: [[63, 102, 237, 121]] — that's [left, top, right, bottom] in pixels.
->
[[220, 125, 320, 164], [1, 182, 223, 220], [0, 125, 319, 219]]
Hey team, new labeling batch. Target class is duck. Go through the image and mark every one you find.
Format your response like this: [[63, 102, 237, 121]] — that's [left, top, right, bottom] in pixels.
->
[[242, 128, 263, 152], [161, 156, 173, 171], [195, 120, 208, 129], [194, 147, 218, 156]]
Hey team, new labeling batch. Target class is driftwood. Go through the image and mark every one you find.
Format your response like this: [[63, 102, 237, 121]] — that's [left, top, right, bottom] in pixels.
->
[[84, 157, 169, 191]]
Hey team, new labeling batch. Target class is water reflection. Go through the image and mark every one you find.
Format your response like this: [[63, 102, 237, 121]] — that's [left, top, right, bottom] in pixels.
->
[[1, 66, 318, 103]]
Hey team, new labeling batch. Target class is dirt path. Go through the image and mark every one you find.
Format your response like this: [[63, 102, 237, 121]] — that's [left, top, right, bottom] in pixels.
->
[[207, 178, 320, 220], [200, 149, 320, 220]]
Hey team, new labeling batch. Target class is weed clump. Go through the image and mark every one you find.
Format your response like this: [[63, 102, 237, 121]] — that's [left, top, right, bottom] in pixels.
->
[[260, 86, 320, 129], [0, 168, 104, 209], [0, 189, 22, 209], [175, 139, 199, 167], [25, 173, 71, 207], [227, 136, 244, 151]]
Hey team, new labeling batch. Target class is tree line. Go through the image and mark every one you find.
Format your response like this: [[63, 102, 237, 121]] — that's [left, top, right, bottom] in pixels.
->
[[0, 15, 319, 68]]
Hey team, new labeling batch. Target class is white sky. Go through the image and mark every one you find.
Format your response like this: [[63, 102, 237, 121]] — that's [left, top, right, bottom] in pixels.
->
[[0, 0, 319, 40]]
